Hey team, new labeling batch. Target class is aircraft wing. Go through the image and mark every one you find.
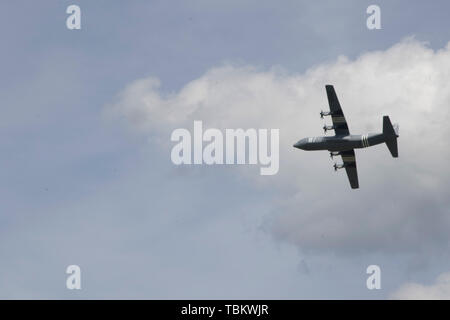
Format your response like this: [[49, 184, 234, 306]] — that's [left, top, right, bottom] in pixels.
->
[[341, 149, 359, 189], [325, 85, 350, 136]]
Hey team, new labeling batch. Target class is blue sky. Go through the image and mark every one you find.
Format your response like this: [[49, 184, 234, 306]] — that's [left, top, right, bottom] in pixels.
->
[[1, 1, 450, 299]]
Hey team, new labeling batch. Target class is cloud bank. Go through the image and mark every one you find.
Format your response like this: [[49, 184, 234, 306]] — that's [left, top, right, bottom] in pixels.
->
[[391, 271, 450, 299], [109, 38, 450, 256]]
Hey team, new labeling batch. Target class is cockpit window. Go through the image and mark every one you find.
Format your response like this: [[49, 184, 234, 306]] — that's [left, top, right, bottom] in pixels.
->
[[308, 137, 322, 143]]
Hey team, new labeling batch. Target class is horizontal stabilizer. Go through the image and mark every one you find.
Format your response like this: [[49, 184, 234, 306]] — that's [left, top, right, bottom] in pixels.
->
[[383, 116, 399, 158], [385, 137, 398, 158], [383, 116, 399, 137]]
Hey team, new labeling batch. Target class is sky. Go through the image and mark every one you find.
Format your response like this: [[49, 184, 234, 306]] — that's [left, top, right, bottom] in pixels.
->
[[1, 0, 450, 299]]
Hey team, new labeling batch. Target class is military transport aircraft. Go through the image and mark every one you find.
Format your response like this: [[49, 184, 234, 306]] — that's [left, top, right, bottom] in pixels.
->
[[293, 85, 399, 189]]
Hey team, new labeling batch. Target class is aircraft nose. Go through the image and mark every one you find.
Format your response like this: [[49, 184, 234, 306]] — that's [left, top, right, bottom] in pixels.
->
[[293, 139, 306, 149]]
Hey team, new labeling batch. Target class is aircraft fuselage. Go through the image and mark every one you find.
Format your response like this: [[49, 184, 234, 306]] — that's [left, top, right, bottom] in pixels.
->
[[293, 133, 386, 152]]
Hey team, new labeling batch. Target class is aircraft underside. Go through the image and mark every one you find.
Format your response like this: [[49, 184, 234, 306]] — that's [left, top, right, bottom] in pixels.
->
[[293, 85, 399, 189]]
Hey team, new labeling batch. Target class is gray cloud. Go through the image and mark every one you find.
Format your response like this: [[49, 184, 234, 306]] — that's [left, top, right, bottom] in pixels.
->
[[109, 38, 450, 256], [4, 1, 450, 299], [391, 271, 450, 299]]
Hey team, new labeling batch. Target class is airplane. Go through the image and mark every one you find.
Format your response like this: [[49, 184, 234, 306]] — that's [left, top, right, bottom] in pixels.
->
[[293, 85, 399, 189]]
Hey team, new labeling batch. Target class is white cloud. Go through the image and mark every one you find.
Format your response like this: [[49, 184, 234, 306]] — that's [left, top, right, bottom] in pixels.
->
[[391, 271, 450, 299], [108, 38, 450, 256]]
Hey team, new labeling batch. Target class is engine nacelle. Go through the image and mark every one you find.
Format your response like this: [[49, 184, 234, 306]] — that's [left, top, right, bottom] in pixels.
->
[[323, 124, 335, 133], [330, 151, 341, 159], [333, 163, 345, 171], [320, 110, 333, 119]]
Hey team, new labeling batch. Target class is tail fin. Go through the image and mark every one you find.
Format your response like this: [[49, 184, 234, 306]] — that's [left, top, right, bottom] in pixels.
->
[[383, 116, 399, 158]]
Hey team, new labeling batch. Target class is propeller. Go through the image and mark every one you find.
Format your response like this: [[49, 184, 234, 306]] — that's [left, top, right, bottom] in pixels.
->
[[323, 124, 335, 134], [320, 110, 332, 119]]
